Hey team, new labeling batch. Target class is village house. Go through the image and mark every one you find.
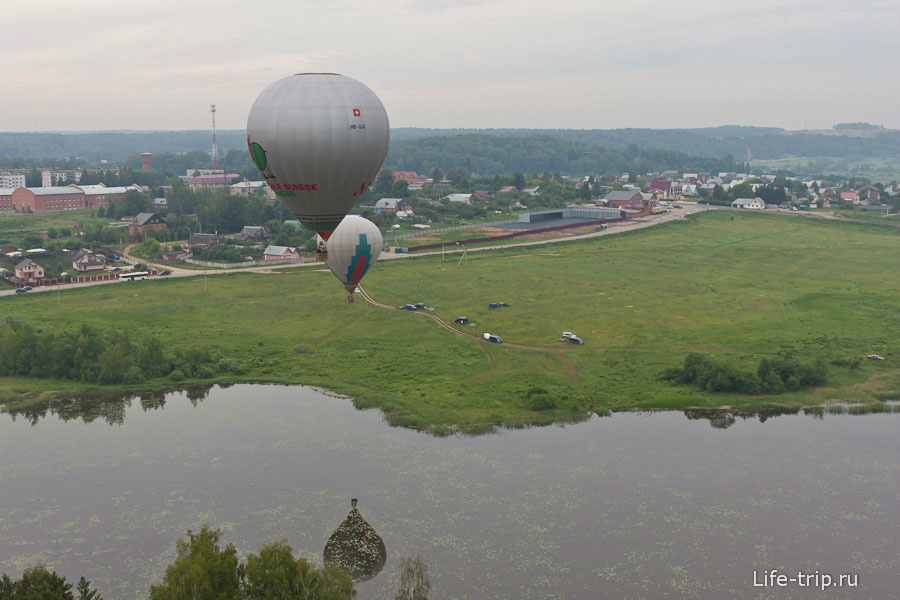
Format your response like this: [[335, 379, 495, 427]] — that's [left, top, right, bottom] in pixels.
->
[[444, 193, 473, 204], [72, 248, 107, 273], [186, 233, 221, 249], [235, 226, 269, 242], [375, 198, 412, 213], [521, 186, 541, 196], [14, 258, 44, 282], [840, 189, 861, 205], [647, 179, 673, 198], [129, 213, 167, 236], [263, 245, 300, 262], [498, 186, 517, 194], [731, 197, 765, 209], [603, 190, 645, 209]]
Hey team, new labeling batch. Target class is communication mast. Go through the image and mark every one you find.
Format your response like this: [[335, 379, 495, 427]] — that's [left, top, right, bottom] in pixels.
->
[[210, 104, 219, 169]]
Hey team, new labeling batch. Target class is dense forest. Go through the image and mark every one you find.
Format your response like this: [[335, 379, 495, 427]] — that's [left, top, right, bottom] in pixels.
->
[[2, 126, 899, 167]]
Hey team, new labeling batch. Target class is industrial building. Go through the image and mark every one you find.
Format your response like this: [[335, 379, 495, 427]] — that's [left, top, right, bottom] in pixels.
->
[[518, 206, 622, 224], [12, 187, 86, 212]]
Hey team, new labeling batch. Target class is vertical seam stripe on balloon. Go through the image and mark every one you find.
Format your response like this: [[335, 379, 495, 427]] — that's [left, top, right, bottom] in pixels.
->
[[345, 233, 372, 284]]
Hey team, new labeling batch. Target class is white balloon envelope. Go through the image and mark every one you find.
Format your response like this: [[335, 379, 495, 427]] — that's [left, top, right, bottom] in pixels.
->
[[325, 215, 383, 302], [246, 73, 390, 239]]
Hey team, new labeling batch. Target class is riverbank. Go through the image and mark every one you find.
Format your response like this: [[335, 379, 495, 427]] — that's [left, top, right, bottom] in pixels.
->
[[2, 212, 899, 431]]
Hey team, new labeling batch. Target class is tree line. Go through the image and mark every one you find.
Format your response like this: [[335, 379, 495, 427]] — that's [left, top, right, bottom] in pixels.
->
[[664, 352, 828, 394], [3, 525, 432, 600], [0, 318, 236, 385]]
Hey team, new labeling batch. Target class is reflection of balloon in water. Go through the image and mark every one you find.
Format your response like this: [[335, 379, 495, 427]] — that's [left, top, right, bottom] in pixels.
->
[[246, 73, 390, 240], [325, 215, 382, 302], [324, 499, 386, 583]]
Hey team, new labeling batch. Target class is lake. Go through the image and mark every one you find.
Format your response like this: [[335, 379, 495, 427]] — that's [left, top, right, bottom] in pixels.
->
[[1, 385, 898, 599]]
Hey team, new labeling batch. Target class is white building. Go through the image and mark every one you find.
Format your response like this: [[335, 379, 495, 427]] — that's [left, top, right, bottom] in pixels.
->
[[731, 197, 765, 209], [0, 173, 25, 188], [41, 170, 82, 187]]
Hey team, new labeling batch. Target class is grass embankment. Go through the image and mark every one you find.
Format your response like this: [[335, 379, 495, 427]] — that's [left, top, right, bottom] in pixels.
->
[[2, 212, 899, 431]]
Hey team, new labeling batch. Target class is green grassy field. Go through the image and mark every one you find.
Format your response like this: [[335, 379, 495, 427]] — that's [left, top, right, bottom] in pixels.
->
[[0, 209, 110, 243], [2, 212, 899, 431]]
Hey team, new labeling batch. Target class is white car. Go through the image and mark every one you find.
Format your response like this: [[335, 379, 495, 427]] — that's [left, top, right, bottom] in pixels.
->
[[867, 354, 885, 361], [562, 332, 576, 339]]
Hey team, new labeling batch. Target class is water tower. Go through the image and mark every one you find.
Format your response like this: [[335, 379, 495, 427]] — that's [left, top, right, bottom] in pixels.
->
[[141, 153, 152, 172]]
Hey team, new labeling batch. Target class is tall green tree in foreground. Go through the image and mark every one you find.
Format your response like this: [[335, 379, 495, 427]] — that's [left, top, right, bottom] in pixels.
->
[[0, 566, 100, 600], [244, 541, 355, 600], [150, 526, 242, 600], [150, 526, 355, 600]]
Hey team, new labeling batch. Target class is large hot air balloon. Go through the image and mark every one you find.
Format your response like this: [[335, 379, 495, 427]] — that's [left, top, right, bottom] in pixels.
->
[[246, 73, 390, 240], [325, 215, 382, 302]]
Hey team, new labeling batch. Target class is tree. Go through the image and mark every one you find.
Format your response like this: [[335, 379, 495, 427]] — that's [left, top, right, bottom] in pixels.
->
[[512, 171, 526, 191], [149, 526, 242, 600], [374, 170, 394, 196], [394, 556, 430, 600], [430, 167, 442, 183], [243, 541, 355, 600], [76, 577, 102, 600], [0, 565, 75, 600]]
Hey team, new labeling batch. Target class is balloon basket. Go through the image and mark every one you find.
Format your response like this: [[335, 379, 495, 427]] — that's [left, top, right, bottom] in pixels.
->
[[344, 283, 356, 303], [314, 252, 328, 262]]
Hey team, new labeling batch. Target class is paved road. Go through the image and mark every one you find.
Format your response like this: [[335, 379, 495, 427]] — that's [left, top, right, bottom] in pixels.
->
[[0, 203, 829, 298]]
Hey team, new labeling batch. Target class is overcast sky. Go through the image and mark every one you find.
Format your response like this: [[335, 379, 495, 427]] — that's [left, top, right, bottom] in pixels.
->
[[2, 0, 898, 131]]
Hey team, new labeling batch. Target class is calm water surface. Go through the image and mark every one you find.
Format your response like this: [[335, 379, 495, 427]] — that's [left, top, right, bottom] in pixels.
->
[[1, 385, 898, 599]]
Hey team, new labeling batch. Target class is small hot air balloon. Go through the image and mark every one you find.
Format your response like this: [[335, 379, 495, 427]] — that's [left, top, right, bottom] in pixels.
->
[[246, 73, 390, 241], [325, 215, 382, 302]]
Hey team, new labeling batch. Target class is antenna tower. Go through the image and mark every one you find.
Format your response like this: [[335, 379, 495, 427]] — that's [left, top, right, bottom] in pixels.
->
[[210, 104, 219, 169]]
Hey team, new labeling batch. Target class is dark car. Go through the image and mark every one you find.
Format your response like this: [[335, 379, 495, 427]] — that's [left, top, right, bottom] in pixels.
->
[[497, 302, 510, 307], [567, 336, 584, 345], [111, 267, 122, 272], [22, 285, 33, 291], [455, 317, 469, 325], [402, 304, 418, 311], [15, 288, 28, 294], [159, 270, 171, 276], [415, 303, 425, 310]]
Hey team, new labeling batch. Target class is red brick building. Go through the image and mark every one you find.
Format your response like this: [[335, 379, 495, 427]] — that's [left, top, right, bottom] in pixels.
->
[[0, 188, 12, 211], [71, 184, 137, 208], [12, 187, 86, 213]]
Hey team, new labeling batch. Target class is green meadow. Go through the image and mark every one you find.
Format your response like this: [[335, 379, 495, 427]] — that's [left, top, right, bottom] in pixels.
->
[[2, 211, 899, 431]]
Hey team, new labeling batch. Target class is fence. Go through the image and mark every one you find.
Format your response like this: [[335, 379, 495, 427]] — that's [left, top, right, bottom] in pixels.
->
[[404, 218, 621, 252], [184, 257, 301, 269], [7, 269, 159, 289], [385, 219, 518, 242]]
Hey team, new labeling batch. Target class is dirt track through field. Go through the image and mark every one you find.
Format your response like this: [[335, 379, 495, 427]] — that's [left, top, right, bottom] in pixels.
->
[[357, 286, 582, 389]]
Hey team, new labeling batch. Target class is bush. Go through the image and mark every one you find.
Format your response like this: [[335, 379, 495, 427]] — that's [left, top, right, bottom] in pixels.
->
[[169, 370, 185, 382], [665, 352, 827, 395]]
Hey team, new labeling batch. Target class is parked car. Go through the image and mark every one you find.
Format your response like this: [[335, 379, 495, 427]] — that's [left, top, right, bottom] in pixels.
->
[[414, 303, 425, 310], [488, 302, 510, 309], [567, 336, 584, 345], [159, 270, 171, 276], [22, 285, 32, 291], [15, 288, 27, 294], [455, 317, 469, 325], [562, 331, 576, 339], [483, 333, 503, 343], [867, 354, 885, 361], [402, 304, 417, 311], [111, 267, 122, 272]]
